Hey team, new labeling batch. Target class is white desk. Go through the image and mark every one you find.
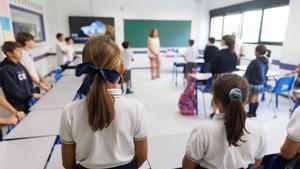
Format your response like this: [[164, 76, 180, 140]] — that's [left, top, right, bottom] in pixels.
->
[[190, 73, 212, 81], [0, 136, 56, 169], [148, 133, 190, 169], [68, 58, 82, 67], [62, 69, 75, 76], [47, 145, 151, 169], [174, 57, 205, 64], [4, 109, 62, 140], [57, 75, 84, 84], [237, 65, 282, 77], [30, 82, 81, 110]]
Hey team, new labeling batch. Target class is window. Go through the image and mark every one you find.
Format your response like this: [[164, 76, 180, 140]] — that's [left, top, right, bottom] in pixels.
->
[[241, 10, 262, 43], [260, 6, 289, 42], [223, 13, 241, 36], [210, 16, 223, 40]]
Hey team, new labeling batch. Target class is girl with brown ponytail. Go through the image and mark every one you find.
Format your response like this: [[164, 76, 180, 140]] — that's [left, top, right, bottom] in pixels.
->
[[60, 36, 148, 169], [183, 74, 267, 169]]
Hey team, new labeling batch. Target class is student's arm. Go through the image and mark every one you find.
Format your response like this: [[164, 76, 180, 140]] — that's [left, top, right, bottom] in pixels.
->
[[61, 143, 76, 169], [0, 115, 18, 126], [0, 96, 25, 120], [244, 61, 257, 78], [182, 155, 197, 169], [280, 137, 300, 159], [147, 38, 158, 56], [134, 138, 148, 167]]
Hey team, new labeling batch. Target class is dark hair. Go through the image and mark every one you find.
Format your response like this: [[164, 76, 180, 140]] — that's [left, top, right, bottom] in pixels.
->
[[1, 41, 22, 55], [15, 32, 34, 47], [83, 36, 122, 131], [256, 44, 271, 58], [222, 35, 235, 53], [65, 37, 74, 42], [211, 74, 249, 147], [149, 28, 158, 38], [56, 33, 63, 39], [122, 41, 130, 49], [188, 39, 195, 46], [208, 37, 215, 44]]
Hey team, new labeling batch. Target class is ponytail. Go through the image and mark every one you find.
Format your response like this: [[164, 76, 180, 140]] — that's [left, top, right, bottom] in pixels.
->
[[87, 76, 115, 131], [222, 35, 235, 53], [266, 49, 271, 58], [256, 44, 271, 58], [211, 75, 249, 147]]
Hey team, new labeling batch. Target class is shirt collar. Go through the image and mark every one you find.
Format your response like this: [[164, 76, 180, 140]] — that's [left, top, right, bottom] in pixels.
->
[[108, 89, 123, 98], [213, 113, 225, 120]]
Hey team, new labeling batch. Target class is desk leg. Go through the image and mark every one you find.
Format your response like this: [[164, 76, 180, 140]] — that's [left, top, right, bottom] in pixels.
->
[[195, 80, 198, 116], [175, 66, 178, 86], [172, 64, 175, 83]]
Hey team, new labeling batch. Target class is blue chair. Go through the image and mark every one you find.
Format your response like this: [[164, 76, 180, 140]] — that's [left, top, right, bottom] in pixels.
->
[[264, 76, 295, 118], [290, 98, 300, 117], [196, 77, 213, 118], [53, 68, 62, 82]]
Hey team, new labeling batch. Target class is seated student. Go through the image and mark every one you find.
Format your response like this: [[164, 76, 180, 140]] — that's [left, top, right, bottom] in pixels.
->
[[0, 42, 42, 113], [60, 36, 148, 169], [16, 32, 52, 93], [293, 64, 300, 99], [55, 33, 69, 67], [182, 74, 267, 169], [211, 35, 237, 77], [280, 107, 300, 167], [245, 45, 271, 118], [121, 40, 134, 94], [203, 37, 219, 73], [65, 37, 80, 63], [0, 96, 26, 141], [183, 39, 198, 81]]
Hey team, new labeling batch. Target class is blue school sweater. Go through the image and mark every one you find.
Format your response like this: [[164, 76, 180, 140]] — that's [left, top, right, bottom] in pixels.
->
[[0, 58, 36, 106], [211, 48, 237, 74], [245, 56, 269, 86]]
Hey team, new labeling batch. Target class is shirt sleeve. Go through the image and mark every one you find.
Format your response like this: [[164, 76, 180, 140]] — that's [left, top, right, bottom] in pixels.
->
[[59, 107, 75, 144], [185, 128, 205, 163], [134, 102, 148, 141], [287, 107, 300, 141], [254, 127, 267, 159]]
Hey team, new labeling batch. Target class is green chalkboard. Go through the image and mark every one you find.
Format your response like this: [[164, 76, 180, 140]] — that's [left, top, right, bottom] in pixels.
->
[[124, 19, 191, 48]]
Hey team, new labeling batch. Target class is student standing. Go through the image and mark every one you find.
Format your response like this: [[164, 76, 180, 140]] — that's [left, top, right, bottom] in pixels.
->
[[55, 33, 68, 67], [183, 39, 198, 81], [65, 37, 80, 62], [16, 32, 52, 92], [0, 42, 42, 113], [245, 45, 270, 118], [182, 74, 267, 169], [232, 33, 244, 65], [0, 96, 25, 141], [203, 37, 219, 73], [122, 40, 134, 94], [60, 36, 148, 169], [147, 28, 161, 80], [211, 35, 237, 78]]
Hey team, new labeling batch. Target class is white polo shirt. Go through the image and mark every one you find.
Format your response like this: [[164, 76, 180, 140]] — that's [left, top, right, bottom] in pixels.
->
[[184, 46, 198, 63], [20, 49, 39, 85], [287, 107, 300, 153], [56, 41, 67, 65], [59, 89, 148, 169], [65, 44, 75, 62], [122, 49, 134, 70], [185, 113, 267, 169]]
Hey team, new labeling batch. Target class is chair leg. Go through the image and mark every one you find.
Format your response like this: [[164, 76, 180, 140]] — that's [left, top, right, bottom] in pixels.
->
[[275, 94, 279, 109], [202, 92, 207, 119]]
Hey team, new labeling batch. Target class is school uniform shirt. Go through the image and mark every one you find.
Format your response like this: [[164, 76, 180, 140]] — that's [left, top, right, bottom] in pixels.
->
[[186, 113, 267, 169], [56, 41, 67, 65], [287, 107, 300, 153], [59, 89, 148, 169], [204, 44, 219, 63], [184, 46, 198, 63], [20, 49, 40, 86], [0, 58, 36, 106], [211, 48, 237, 75], [65, 44, 75, 62], [245, 56, 269, 86], [147, 37, 160, 57], [122, 49, 134, 70], [235, 38, 243, 56]]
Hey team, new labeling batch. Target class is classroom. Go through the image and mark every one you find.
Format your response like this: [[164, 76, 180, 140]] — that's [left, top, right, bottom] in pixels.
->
[[0, 0, 300, 168]]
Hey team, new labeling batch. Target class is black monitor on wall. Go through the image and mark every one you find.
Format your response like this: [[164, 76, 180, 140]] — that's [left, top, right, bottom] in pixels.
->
[[69, 16, 115, 43]]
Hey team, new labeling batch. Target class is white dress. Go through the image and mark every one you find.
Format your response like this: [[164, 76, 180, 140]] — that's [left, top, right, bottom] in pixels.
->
[[147, 37, 160, 58]]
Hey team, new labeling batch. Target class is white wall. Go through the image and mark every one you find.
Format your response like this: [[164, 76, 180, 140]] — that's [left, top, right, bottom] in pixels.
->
[[44, 0, 211, 51]]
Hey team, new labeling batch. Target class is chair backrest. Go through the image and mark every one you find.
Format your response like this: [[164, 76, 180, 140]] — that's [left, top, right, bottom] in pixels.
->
[[272, 76, 295, 93], [204, 78, 213, 93]]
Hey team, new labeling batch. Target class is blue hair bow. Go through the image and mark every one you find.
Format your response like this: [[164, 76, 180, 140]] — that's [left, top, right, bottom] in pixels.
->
[[75, 63, 120, 95]]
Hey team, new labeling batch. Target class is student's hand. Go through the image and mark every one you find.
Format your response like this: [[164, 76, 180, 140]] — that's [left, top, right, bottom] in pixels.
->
[[5, 115, 18, 126], [32, 93, 43, 99], [16, 111, 25, 121], [132, 58, 134, 62], [40, 81, 52, 91]]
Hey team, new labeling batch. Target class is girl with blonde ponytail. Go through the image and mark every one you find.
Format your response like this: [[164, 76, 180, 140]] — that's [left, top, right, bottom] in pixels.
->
[[60, 36, 148, 169]]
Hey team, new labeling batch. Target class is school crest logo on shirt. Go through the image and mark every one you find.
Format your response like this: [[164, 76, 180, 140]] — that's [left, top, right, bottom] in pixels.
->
[[17, 71, 27, 81]]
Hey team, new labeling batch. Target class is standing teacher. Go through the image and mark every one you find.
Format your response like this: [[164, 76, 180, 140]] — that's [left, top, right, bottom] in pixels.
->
[[147, 28, 161, 80]]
